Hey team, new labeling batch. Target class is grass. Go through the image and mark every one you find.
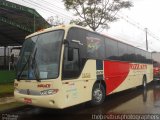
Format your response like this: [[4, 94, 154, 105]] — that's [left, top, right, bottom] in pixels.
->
[[0, 70, 15, 84], [0, 83, 14, 97], [0, 102, 24, 112]]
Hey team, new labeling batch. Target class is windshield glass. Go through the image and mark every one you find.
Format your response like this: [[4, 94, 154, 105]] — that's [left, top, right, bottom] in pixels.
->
[[17, 30, 64, 80]]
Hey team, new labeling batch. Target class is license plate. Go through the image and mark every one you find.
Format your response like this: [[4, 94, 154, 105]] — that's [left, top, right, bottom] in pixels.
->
[[24, 98, 32, 104]]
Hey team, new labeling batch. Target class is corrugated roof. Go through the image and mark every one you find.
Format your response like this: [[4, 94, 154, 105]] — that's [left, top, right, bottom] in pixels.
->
[[0, 0, 51, 46]]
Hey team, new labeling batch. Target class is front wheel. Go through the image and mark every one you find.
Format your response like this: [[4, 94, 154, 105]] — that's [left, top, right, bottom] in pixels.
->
[[90, 83, 105, 106]]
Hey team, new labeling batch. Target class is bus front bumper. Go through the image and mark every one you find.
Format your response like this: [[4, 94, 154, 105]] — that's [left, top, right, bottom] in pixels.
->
[[14, 91, 65, 109]]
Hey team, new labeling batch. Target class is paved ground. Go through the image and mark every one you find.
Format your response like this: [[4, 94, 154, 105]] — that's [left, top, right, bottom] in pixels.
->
[[1, 81, 160, 120], [0, 97, 15, 105]]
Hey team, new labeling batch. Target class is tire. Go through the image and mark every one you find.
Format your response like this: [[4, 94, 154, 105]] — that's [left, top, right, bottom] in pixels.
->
[[90, 83, 105, 106]]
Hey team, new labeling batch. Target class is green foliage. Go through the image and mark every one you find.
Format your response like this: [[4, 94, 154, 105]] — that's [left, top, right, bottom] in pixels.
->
[[0, 83, 14, 97], [63, 0, 133, 31], [0, 71, 16, 84], [70, 19, 87, 27]]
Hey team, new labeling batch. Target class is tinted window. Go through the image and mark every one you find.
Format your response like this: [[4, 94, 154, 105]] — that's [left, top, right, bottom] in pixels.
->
[[67, 27, 87, 58], [146, 52, 152, 63], [67, 27, 152, 64], [62, 47, 80, 79], [141, 50, 146, 63], [135, 49, 140, 62], [118, 42, 128, 61], [135, 49, 147, 63], [127, 46, 136, 62], [105, 38, 118, 60], [86, 32, 105, 59]]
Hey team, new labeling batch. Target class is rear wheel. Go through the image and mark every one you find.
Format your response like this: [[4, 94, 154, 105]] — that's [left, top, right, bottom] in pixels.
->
[[90, 83, 105, 106]]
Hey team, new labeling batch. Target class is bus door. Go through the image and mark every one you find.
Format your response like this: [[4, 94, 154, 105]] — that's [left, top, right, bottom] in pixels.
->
[[62, 46, 88, 107]]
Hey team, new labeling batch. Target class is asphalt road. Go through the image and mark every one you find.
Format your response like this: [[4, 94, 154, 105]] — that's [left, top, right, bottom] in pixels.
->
[[1, 81, 160, 120]]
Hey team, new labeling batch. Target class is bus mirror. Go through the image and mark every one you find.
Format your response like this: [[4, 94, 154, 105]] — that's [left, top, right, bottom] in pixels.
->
[[68, 48, 73, 61], [63, 40, 69, 45]]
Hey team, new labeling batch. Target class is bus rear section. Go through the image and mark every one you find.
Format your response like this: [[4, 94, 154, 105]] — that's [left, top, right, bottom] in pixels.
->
[[103, 61, 153, 95], [152, 52, 160, 80]]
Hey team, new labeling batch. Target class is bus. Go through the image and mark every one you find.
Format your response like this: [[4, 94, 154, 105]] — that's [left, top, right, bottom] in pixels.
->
[[14, 25, 153, 109], [152, 52, 160, 80]]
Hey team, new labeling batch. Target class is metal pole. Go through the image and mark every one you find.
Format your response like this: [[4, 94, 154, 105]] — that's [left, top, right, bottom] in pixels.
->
[[145, 28, 148, 51], [33, 12, 36, 32], [4, 46, 7, 69], [8, 47, 10, 71]]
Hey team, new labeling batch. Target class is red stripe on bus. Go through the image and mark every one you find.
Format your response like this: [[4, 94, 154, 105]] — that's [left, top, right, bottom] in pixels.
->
[[104, 60, 130, 95]]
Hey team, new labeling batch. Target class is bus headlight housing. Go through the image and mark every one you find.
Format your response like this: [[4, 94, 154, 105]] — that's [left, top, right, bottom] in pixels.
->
[[14, 88, 20, 93]]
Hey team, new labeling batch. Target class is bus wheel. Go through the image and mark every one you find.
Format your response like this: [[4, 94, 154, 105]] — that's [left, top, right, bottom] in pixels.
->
[[91, 83, 105, 106], [142, 76, 147, 88]]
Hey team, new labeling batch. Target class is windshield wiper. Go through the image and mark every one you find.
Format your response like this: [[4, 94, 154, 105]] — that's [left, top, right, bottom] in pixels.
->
[[17, 53, 32, 81], [31, 48, 41, 82]]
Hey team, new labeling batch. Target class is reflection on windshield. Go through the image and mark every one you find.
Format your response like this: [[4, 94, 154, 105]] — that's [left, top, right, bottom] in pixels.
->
[[17, 30, 64, 80]]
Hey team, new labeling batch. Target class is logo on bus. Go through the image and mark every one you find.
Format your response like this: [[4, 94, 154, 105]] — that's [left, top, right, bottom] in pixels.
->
[[37, 84, 51, 88], [82, 73, 91, 78], [96, 70, 103, 75], [130, 64, 147, 70]]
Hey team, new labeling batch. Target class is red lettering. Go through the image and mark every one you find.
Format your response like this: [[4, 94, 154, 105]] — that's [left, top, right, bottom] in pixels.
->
[[136, 64, 139, 69], [130, 64, 147, 70], [37, 84, 51, 88]]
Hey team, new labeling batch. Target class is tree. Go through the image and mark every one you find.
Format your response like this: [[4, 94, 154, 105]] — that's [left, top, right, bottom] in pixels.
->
[[47, 16, 64, 26], [63, 0, 133, 31], [70, 19, 87, 27]]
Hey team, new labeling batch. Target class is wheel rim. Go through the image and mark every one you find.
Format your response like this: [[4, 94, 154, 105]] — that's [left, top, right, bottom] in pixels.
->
[[93, 88, 103, 102]]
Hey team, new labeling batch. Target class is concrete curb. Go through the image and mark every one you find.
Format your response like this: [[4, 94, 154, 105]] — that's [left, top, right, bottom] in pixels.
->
[[0, 97, 15, 105]]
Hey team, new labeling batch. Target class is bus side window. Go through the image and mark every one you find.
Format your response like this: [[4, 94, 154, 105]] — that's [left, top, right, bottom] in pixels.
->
[[62, 47, 80, 79]]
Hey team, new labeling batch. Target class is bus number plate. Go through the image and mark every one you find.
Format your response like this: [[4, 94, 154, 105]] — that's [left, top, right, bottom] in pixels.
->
[[24, 98, 32, 104]]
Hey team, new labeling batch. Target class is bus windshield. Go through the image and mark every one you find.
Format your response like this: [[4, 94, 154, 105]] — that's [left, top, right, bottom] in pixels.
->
[[17, 30, 64, 80]]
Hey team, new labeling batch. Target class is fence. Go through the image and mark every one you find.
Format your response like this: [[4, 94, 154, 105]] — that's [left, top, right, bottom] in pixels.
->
[[0, 47, 20, 84]]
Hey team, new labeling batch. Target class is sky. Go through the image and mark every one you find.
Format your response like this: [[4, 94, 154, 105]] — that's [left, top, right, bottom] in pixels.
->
[[7, 0, 160, 52]]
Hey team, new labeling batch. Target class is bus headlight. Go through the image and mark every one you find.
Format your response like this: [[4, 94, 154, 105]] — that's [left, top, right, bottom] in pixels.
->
[[14, 88, 20, 93], [40, 89, 59, 95]]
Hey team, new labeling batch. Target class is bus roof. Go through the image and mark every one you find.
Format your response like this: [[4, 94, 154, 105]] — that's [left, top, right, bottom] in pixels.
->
[[25, 24, 149, 53], [25, 24, 92, 39]]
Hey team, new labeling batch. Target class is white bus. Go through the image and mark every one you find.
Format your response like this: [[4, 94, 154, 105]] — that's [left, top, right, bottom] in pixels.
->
[[14, 25, 153, 109]]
